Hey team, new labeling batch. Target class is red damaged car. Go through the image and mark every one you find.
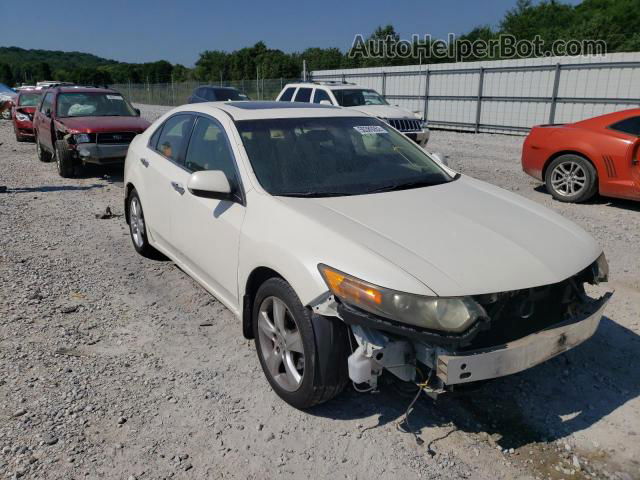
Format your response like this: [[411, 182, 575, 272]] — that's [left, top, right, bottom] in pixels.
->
[[522, 109, 640, 203], [12, 89, 42, 142], [33, 86, 150, 177]]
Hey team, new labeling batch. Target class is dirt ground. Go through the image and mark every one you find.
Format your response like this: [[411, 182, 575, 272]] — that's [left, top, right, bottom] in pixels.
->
[[0, 106, 638, 480]]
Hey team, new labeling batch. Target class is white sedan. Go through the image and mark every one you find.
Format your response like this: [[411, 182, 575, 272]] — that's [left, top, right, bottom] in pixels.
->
[[124, 101, 612, 409]]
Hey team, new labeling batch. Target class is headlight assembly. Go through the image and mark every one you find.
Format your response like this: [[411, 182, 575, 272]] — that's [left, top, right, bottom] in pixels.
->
[[318, 264, 487, 333], [74, 133, 92, 144], [593, 252, 609, 284], [15, 112, 30, 122]]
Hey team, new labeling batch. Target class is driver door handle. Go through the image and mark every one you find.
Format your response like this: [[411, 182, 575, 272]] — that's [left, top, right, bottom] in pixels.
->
[[140, 157, 149, 167], [171, 182, 185, 195]]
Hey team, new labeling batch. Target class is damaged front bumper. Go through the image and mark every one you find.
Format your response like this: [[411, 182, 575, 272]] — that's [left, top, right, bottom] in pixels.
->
[[425, 292, 611, 385], [329, 291, 612, 390], [75, 143, 130, 165]]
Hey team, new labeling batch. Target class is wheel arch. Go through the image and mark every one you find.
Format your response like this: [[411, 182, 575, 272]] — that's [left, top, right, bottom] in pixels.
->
[[543, 150, 598, 186], [124, 182, 136, 224], [242, 266, 285, 339]]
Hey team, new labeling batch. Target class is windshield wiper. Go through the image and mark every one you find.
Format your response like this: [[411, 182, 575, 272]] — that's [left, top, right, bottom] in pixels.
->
[[363, 178, 450, 194], [276, 191, 356, 198]]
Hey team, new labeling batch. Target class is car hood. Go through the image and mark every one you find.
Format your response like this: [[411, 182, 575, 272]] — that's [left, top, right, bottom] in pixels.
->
[[57, 116, 150, 133], [16, 106, 36, 114], [277, 176, 601, 296], [347, 104, 416, 119]]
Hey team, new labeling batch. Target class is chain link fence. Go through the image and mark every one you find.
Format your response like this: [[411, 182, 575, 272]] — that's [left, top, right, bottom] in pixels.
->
[[110, 78, 299, 106]]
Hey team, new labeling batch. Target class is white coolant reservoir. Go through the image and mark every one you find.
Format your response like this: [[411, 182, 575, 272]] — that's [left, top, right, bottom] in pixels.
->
[[348, 345, 374, 384]]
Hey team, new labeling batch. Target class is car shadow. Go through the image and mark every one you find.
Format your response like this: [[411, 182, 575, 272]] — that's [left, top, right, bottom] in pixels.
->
[[534, 185, 640, 212], [310, 316, 640, 450], [7, 184, 106, 193], [76, 164, 125, 183]]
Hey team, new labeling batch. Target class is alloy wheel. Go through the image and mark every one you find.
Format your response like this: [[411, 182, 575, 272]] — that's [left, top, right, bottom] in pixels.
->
[[129, 196, 146, 249], [257, 296, 305, 392], [550, 161, 587, 197]]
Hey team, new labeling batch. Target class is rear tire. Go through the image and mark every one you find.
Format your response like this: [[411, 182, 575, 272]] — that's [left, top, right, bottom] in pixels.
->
[[35, 136, 52, 162], [127, 189, 158, 258], [253, 277, 350, 409], [55, 140, 75, 178], [545, 154, 597, 203]]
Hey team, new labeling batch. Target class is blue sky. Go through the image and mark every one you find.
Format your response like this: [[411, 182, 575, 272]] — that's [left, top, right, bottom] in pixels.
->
[[1, 0, 582, 66]]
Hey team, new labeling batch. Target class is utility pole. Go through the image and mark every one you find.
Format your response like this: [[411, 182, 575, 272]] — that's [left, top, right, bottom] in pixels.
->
[[302, 60, 307, 82]]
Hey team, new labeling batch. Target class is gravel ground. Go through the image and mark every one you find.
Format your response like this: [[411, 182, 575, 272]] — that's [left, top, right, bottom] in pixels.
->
[[0, 104, 638, 480]]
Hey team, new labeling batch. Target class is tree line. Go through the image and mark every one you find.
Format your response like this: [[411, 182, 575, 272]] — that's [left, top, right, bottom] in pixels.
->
[[1, 0, 638, 87]]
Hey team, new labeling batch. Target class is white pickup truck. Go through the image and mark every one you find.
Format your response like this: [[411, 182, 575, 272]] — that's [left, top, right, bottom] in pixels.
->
[[276, 82, 430, 147]]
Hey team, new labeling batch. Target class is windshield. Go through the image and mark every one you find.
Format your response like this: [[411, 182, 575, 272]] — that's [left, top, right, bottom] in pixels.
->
[[215, 89, 249, 101], [333, 89, 388, 107], [56, 92, 137, 117], [18, 93, 41, 106], [236, 116, 453, 197]]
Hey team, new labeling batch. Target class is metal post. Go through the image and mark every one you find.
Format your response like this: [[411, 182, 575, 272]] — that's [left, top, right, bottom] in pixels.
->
[[474, 68, 484, 133], [548, 63, 561, 125], [341, 73, 346, 84], [381, 71, 387, 98], [422, 69, 430, 122]]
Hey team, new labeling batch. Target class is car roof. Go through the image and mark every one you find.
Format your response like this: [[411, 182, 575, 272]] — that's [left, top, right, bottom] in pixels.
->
[[173, 101, 369, 121], [283, 83, 372, 91], [54, 86, 119, 94], [572, 108, 640, 129], [199, 86, 241, 91]]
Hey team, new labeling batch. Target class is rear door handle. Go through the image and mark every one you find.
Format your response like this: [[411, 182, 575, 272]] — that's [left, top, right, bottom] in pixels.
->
[[140, 157, 149, 167], [171, 182, 185, 195]]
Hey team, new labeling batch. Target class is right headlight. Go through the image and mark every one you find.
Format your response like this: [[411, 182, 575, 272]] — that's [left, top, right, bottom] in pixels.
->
[[74, 133, 92, 144], [318, 264, 487, 333], [592, 252, 609, 284]]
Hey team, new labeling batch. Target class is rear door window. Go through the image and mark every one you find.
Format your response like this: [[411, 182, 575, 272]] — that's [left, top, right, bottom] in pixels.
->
[[204, 88, 216, 101], [294, 88, 312, 103], [279, 87, 296, 102], [154, 114, 195, 165], [609, 116, 640, 136], [313, 89, 332, 104]]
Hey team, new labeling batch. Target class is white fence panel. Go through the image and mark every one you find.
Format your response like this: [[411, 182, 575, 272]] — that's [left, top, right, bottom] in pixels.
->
[[311, 52, 640, 134]]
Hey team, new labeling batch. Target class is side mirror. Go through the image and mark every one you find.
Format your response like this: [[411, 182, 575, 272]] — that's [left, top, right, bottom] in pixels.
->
[[187, 170, 233, 201], [431, 152, 449, 167], [45, 109, 51, 118], [319, 100, 332, 106], [134, 108, 141, 116]]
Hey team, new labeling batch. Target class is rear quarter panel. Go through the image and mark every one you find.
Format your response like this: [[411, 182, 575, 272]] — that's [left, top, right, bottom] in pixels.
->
[[523, 125, 633, 195]]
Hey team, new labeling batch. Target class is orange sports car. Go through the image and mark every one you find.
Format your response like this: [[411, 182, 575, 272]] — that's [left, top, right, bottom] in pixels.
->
[[522, 109, 640, 203]]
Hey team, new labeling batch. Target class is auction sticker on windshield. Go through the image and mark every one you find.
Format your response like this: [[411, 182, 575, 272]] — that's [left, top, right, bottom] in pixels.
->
[[354, 125, 388, 135], [106, 95, 124, 100]]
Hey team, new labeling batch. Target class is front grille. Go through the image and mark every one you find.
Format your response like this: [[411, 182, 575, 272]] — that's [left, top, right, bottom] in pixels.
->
[[97, 131, 137, 144], [388, 118, 422, 132]]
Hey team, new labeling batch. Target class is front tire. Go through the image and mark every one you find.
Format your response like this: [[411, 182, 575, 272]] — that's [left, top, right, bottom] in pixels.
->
[[545, 154, 597, 203], [127, 189, 157, 258], [253, 277, 350, 409], [55, 140, 75, 178], [35, 136, 52, 162]]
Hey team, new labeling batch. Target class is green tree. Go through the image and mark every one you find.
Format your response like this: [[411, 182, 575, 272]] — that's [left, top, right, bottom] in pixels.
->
[[34, 62, 53, 81], [0, 62, 14, 86]]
